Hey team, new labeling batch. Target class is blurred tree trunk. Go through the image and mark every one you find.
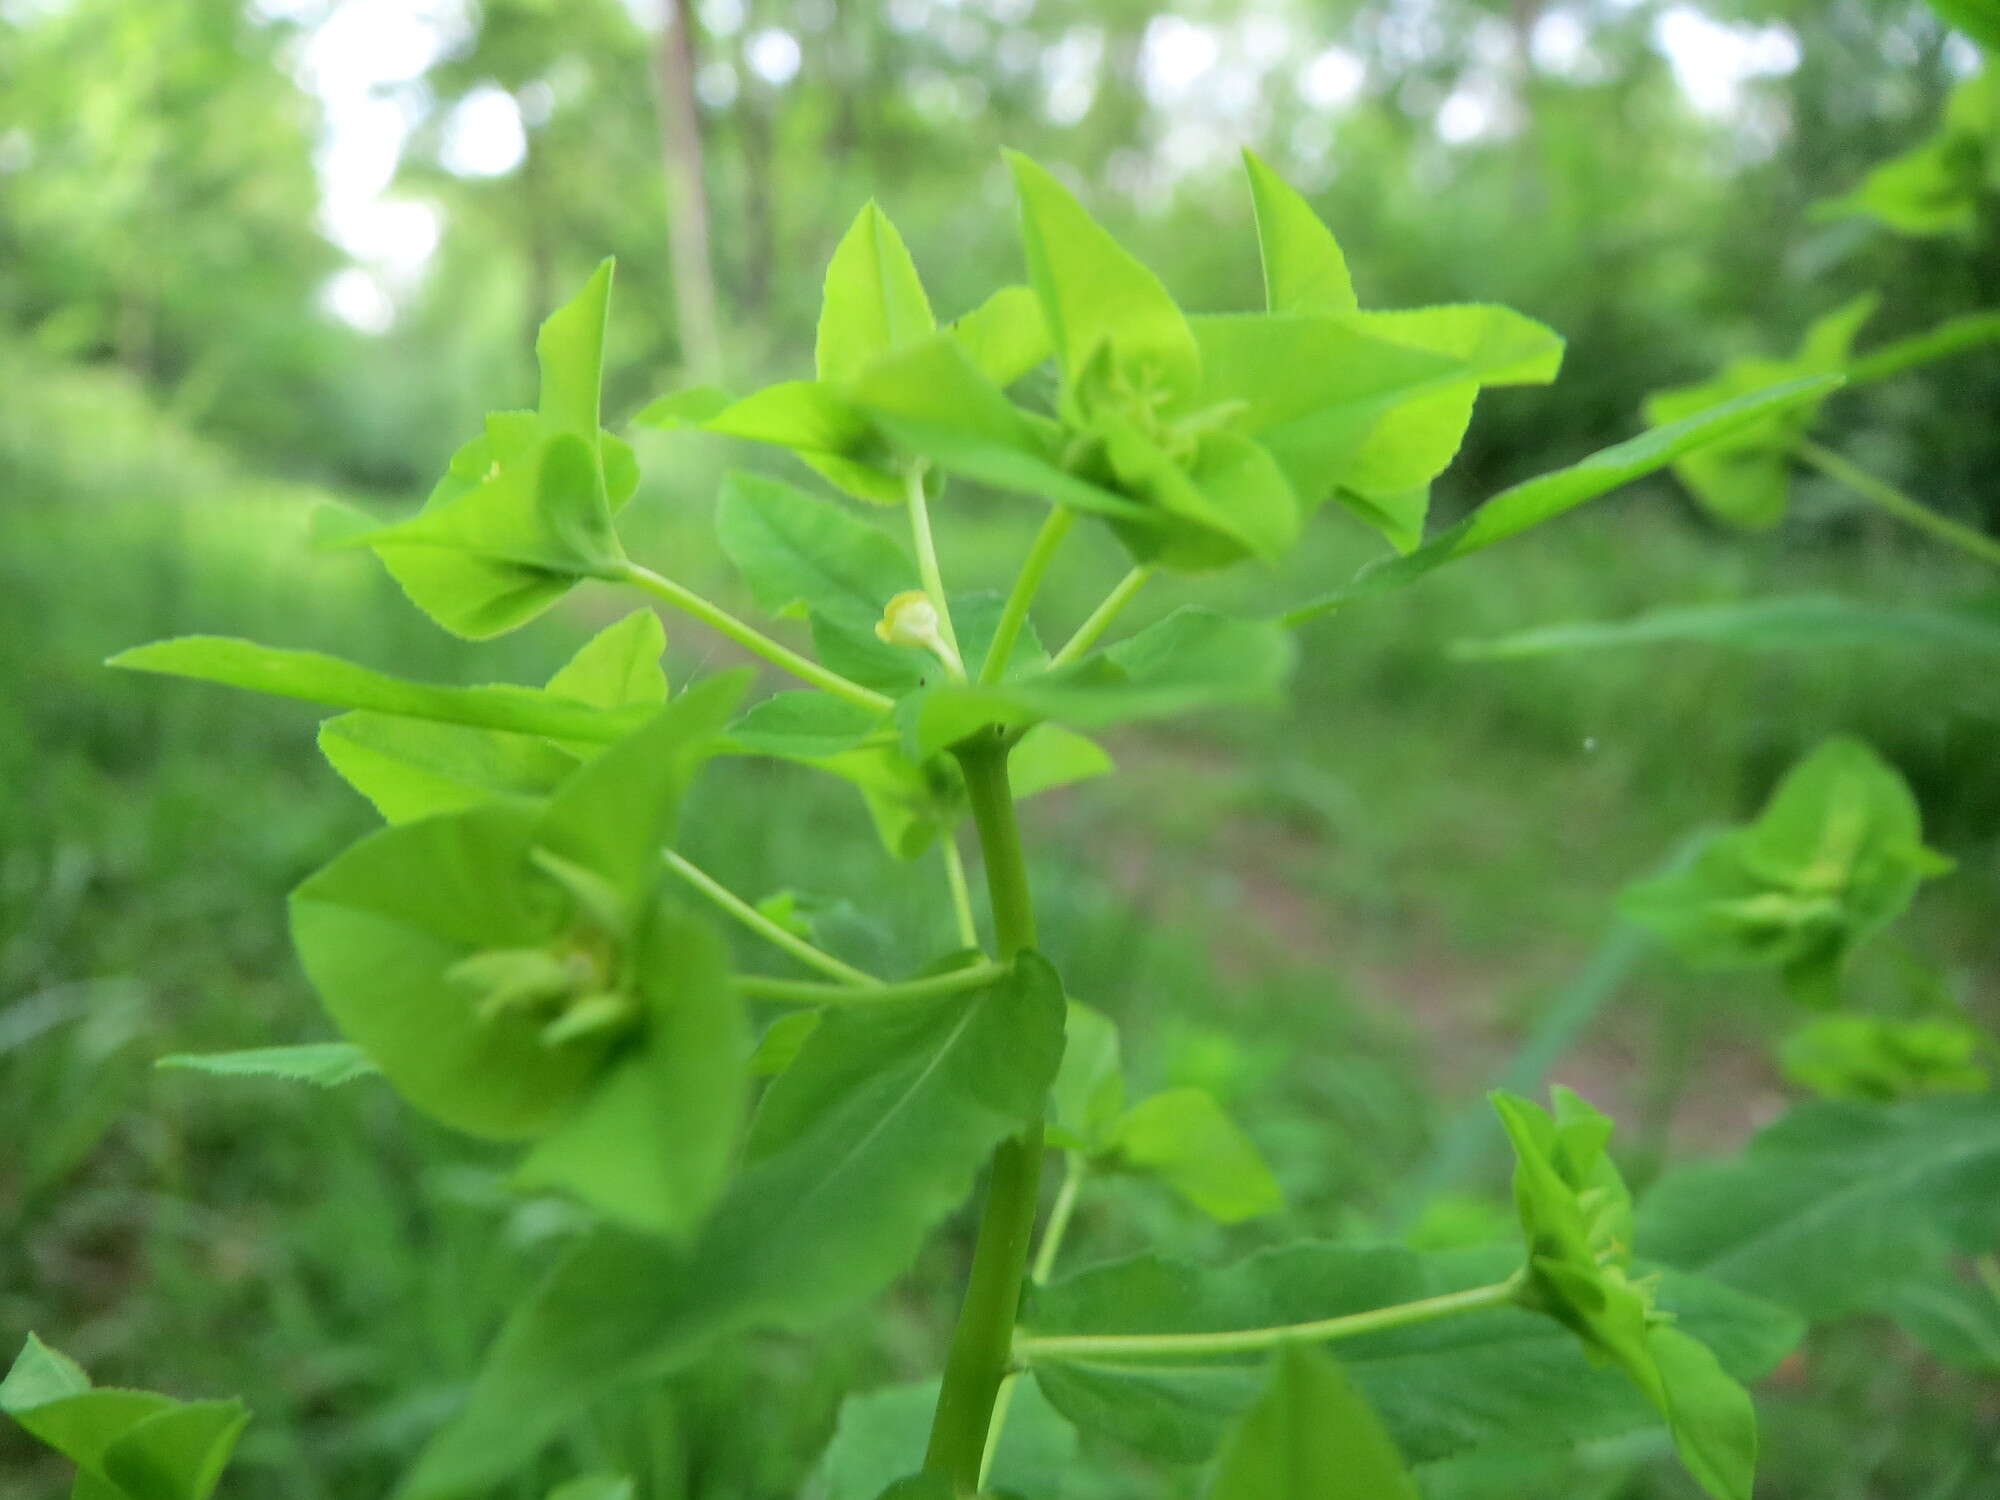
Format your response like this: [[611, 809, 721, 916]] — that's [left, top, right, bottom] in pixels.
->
[[651, 0, 724, 378], [738, 94, 776, 317]]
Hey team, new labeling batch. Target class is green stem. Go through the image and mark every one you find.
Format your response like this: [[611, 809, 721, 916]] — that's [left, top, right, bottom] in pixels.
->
[[906, 466, 965, 677], [981, 507, 1074, 683], [942, 835, 980, 951], [925, 734, 1044, 1493], [979, 1157, 1086, 1488], [736, 962, 1004, 1007], [1014, 1279, 1519, 1364], [1844, 311, 2000, 389], [663, 850, 877, 986], [1031, 1152, 1086, 1284], [618, 561, 895, 712], [1051, 565, 1152, 667], [1796, 441, 2000, 569]]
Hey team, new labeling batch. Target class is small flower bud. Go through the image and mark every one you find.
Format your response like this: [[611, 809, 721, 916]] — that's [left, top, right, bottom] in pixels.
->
[[875, 590, 963, 675]]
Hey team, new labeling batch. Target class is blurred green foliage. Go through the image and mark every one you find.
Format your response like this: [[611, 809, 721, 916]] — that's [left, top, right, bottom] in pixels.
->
[[4, 0, 2000, 1496]]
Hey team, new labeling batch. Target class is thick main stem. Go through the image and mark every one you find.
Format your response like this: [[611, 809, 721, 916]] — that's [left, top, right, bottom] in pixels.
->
[[924, 733, 1044, 1492]]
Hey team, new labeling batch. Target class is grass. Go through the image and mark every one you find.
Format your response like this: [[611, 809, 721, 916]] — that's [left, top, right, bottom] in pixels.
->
[[3, 351, 1996, 1497]]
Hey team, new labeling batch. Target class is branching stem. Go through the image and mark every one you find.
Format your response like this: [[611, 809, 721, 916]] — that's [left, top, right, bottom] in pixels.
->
[[1796, 441, 2000, 569], [982, 507, 1074, 682], [906, 466, 966, 677], [663, 850, 877, 986], [618, 561, 894, 712], [1013, 1279, 1519, 1364], [1052, 565, 1153, 667], [736, 963, 1004, 1007]]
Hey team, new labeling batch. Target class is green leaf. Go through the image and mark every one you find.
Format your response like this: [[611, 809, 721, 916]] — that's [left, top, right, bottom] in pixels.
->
[[1877, 1260, 2000, 1373], [748, 1009, 820, 1076], [317, 713, 576, 823], [1207, 1345, 1418, 1500], [401, 954, 1067, 1498], [1026, 1243, 1798, 1469], [1009, 724, 1115, 801], [368, 428, 628, 639], [515, 904, 744, 1238], [727, 692, 889, 759], [1107, 1088, 1283, 1224], [1047, 1001, 1125, 1152], [902, 608, 1295, 758], [3, 1335, 247, 1500], [289, 801, 602, 1140], [1618, 737, 1952, 999], [1779, 1014, 1989, 1102], [1490, 1088, 1759, 1500], [545, 610, 669, 709], [156, 1043, 378, 1088], [316, 612, 670, 824], [847, 334, 1152, 524], [1818, 70, 1995, 236], [1643, 300, 1870, 528], [632, 384, 734, 429], [537, 259, 613, 439], [1283, 375, 1844, 624], [716, 471, 917, 627], [291, 683, 741, 1142], [109, 637, 653, 743], [534, 675, 746, 902], [1637, 1093, 2000, 1319], [946, 284, 1053, 386], [1453, 594, 2000, 661], [817, 201, 936, 387], [809, 1376, 1078, 1500], [1242, 150, 1357, 316], [705, 381, 905, 507], [1006, 151, 1200, 402]]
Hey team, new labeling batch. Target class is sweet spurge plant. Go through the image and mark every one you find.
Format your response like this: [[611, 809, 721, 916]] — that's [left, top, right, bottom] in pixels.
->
[[17, 149, 1908, 1498]]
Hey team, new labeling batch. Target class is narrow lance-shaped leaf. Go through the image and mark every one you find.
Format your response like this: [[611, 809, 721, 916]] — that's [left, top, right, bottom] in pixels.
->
[[1282, 374, 1843, 625], [1453, 595, 2000, 662], [156, 1044, 379, 1088], [109, 637, 654, 742]]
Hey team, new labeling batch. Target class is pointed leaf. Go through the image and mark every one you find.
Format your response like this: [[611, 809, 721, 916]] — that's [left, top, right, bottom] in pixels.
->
[[947, 284, 1052, 386], [401, 954, 1067, 1497], [1006, 151, 1200, 399], [1243, 151, 1357, 315], [109, 637, 652, 742], [1283, 375, 1844, 624], [1207, 1345, 1418, 1500], [156, 1044, 379, 1088], [545, 611, 669, 709], [817, 202, 936, 387], [537, 260, 613, 439], [1107, 1088, 1283, 1223]]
